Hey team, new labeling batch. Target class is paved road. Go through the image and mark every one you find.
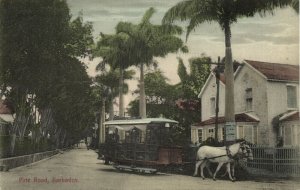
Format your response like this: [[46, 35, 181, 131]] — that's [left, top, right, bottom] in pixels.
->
[[1, 147, 299, 190]]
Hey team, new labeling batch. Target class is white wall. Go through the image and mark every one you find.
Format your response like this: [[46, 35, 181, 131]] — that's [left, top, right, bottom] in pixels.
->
[[201, 74, 225, 121], [267, 81, 299, 145], [234, 64, 269, 145], [198, 63, 299, 146]]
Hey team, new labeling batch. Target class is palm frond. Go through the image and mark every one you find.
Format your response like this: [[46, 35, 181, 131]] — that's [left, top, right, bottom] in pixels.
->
[[292, 0, 299, 13], [116, 22, 136, 37], [235, 0, 293, 17], [162, 0, 195, 24], [141, 7, 155, 24]]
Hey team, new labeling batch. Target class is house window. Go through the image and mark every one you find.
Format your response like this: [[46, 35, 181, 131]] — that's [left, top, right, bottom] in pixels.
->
[[208, 128, 214, 138], [282, 125, 299, 146], [198, 129, 203, 143], [245, 88, 253, 111], [237, 125, 257, 144], [287, 85, 297, 109], [210, 97, 216, 116]]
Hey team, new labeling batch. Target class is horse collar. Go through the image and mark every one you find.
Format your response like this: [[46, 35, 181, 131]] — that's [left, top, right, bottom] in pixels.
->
[[226, 146, 233, 159]]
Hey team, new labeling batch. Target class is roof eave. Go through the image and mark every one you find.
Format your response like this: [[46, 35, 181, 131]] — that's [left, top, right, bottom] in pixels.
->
[[267, 79, 299, 83]]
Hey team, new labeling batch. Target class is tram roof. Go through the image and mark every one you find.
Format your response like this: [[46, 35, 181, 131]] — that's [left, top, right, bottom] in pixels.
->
[[104, 118, 178, 126]]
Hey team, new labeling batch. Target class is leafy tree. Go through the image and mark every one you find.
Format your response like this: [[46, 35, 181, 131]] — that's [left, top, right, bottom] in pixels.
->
[[163, 0, 294, 127], [128, 57, 210, 144], [0, 0, 95, 151], [116, 7, 187, 118], [177, 56, 211, 99]]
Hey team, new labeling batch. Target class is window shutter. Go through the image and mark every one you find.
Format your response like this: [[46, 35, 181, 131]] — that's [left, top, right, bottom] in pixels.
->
[[284, 126, 292, 146], [238, 126, 243, 139], [244, 125, 253, 143], [191, 128, 197, 143], [287, 86, 297, 108]]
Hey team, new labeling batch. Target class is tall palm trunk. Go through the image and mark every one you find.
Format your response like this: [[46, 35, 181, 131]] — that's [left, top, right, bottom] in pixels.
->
[[139, 63, 146, 118], [119, 67, 124, 117], [119, 65, 124, 117], [99, 99, 106, 144], [109, 98, 114, 120], [224, 23, 235, 123]]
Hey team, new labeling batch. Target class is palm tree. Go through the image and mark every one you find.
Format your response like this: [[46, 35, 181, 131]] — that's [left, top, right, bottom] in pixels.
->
[[163, 0, 294, 132], [94, 32, 132, 117], [116, 7, 188, 118], [95, 68, 135, 120]]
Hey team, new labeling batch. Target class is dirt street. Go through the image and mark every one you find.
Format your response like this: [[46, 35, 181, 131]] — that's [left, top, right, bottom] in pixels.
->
[[0, 147, 299, 190]]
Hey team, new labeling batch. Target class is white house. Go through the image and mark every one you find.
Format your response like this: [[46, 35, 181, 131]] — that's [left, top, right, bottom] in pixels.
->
[[191, 60, 299, 147]]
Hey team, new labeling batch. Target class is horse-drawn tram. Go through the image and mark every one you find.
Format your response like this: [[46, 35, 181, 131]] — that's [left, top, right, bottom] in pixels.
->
[[98, 118, 191, 174], [98, 118, 253, 180]]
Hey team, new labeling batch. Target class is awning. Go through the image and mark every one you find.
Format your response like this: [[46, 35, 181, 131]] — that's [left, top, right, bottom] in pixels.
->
[[192, 112, 260, 127], [279, 111, 299, 122]]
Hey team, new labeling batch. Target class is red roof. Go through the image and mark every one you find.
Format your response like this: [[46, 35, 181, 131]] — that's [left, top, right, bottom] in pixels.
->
[[176, 99, 200, 111], [280, 111, 299, 122], [0, 100, 14, 114], [245, 60, 299, 82], [219, 73, 225, 84], [194, 113, 259, 126]]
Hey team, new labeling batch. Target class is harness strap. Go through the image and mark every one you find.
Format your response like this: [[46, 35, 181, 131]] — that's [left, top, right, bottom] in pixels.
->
[[196, 154, 227, 161], [226, 146, 233, 159]]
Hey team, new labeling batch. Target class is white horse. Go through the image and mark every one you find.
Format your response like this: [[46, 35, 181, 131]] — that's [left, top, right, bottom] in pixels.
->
[[200, 143, 253, 181], [193, 142, 253, 181]]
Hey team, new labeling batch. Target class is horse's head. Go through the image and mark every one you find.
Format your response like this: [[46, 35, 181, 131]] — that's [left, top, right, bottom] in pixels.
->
[[240, 144, 253, 161]]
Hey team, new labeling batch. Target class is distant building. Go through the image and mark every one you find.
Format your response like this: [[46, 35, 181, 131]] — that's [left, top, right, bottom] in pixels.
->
[[191, 60, 299, 147], [0, 99, 14, 135], [0, 99, 14, 124]]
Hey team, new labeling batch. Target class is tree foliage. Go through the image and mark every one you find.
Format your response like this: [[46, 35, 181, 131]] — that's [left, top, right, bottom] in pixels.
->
[[116, 7, 188, 118], [163, 0, 294, 124], [128, 56, 211, 144], [177, 56, 211, 99], [0, 0, 95, 149]]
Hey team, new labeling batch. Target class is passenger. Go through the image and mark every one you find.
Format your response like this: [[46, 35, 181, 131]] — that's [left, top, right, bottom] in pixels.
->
[[114, 128, 120, 143]]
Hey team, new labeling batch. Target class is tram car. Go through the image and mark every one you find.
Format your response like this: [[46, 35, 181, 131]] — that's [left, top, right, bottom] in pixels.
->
[[98, 118, 196, 173]]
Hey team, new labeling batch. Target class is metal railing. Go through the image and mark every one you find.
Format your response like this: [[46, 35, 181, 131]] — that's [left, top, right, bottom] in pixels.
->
[[246, 146, 300, 176], [0, 135, 56, 159]]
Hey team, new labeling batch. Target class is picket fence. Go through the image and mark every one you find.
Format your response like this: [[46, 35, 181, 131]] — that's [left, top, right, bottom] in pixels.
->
[[246, 146, 300, 176]]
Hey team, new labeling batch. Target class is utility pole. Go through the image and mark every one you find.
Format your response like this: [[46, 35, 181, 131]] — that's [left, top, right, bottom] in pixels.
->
[[200, 57, 224, 142], [214, 56, 221, 141]]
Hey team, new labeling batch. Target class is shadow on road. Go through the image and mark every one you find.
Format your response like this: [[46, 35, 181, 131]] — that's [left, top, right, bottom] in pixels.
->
[[97, 167, 170, 177]]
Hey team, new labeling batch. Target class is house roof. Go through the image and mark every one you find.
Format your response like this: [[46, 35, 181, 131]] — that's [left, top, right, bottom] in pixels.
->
[[193, 113, 260, 127], [279, 111, 299, 122], [198, 72, 226, 98], [198, 59, 299, 98], [244, 60, 299, 82]]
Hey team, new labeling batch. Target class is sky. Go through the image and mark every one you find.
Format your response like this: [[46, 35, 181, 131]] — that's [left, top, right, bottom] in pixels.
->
[[67, 0, 299, 111]]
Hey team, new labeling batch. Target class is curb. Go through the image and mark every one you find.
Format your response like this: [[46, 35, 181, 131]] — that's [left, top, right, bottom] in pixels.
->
[[0, 149, 62, 171]]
